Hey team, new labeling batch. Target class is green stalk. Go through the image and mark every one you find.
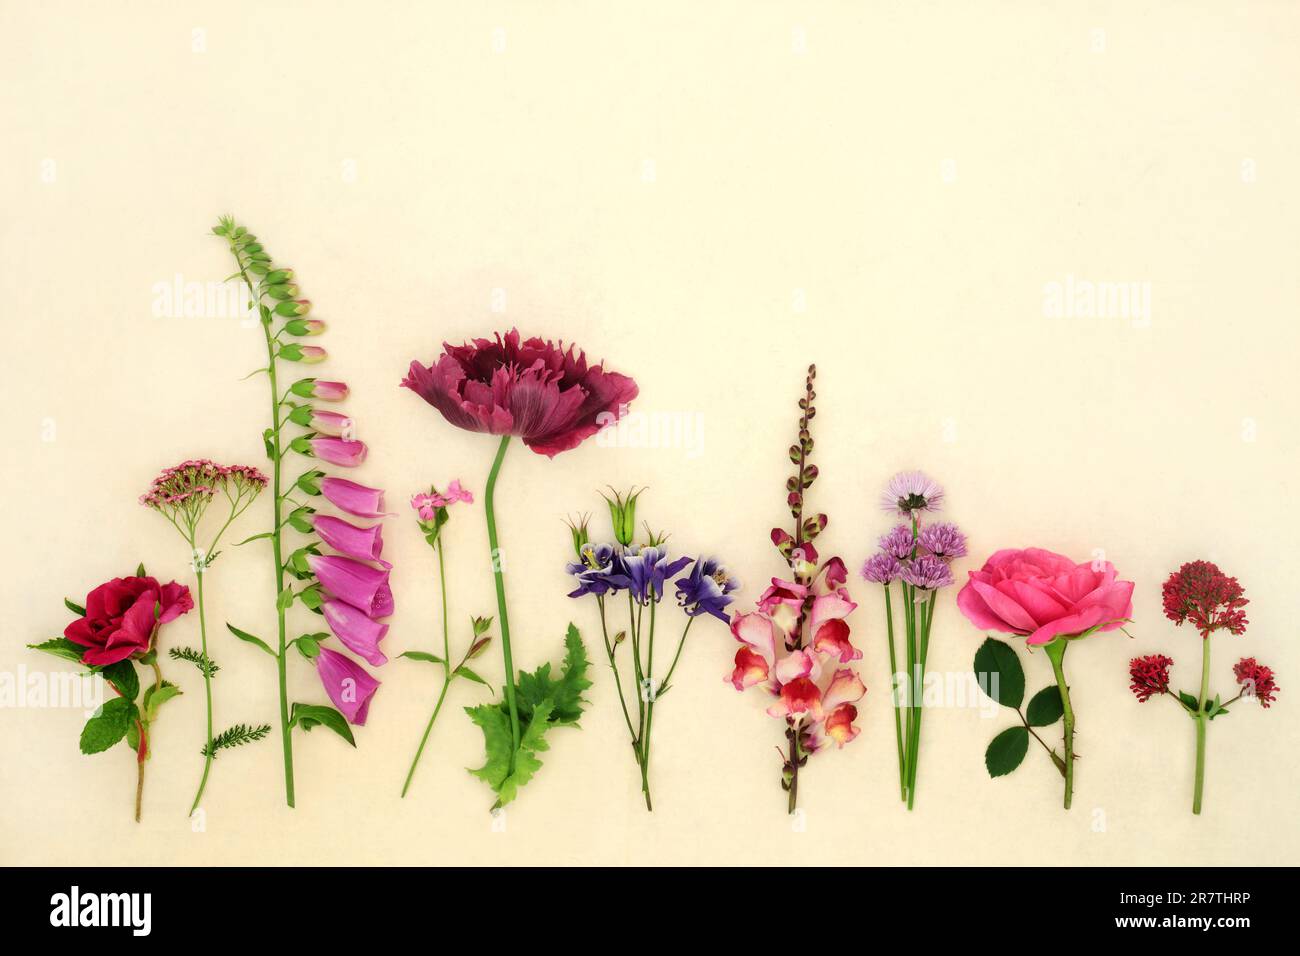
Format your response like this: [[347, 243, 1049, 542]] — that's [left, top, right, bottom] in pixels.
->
[[902, 582, 917, 804], [1193, 636, 1211, 815], [1044, 638, 1075, 810], [597, 596, 640, 755], [401, 538, 453, 798], [188, 568, 215, 813], [483, 435, 520, 764], [905, 594, 936, 810], [883, 586, 905, 801], [638, 599, 660, 811]]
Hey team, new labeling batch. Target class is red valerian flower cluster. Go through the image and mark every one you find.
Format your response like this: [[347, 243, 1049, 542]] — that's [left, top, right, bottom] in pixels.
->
[[1233, 657, 1279, 708], [1161, 560, 1249, 638], [1128, 654, 1174, 702]]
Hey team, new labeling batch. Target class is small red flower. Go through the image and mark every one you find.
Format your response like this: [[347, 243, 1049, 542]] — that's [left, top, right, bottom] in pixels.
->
[[1233, 657, 1279, 708], [1128, 654, 1174, 703], [1160, 560, 1249, 638]]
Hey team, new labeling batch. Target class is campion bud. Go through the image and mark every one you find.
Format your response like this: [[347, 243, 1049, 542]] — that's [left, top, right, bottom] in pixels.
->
[[603, 487, 643, 548], [274, 298, 311, 317], [266, 283, 301, 300], [471, 616, 493, 638], [468, 636, 492, 659], [283, 318, 326, 336], [289, 378, 349, 401]]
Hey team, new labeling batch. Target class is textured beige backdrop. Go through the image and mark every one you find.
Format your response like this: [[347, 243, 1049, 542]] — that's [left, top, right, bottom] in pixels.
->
[[2, 1, 1297, 866]]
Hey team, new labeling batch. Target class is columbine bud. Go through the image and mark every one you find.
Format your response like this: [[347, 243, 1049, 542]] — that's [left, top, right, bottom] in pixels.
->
[[274, 299, 312, 317], [284, 318, 327, 336], [613, 630, 627, 646], [603, 487, 643, 548], [565, 513, 590, 557]]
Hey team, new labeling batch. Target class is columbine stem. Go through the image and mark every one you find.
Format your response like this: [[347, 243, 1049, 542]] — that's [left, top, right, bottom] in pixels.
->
[[401, 538, 453, 798], [638, 599, 658, 811], [1193, 636, 1211, 815], [483, 435, 521, 765], [189, 567, 214, 814], [597, 596, 639, 749], [1044, 638, 1075, 810]]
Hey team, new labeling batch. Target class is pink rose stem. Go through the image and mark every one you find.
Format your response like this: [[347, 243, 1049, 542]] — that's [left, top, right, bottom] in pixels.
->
[[401, 535, 451, 797], [1043, 638, 1075, 809], [229, 245, 296, 807], [1193, 636, 1211, 814], [134, 656, 165, 822], [484, 435, 522, 765]]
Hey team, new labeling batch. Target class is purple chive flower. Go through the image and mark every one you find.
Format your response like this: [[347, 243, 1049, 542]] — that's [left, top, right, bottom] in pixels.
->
[[918, 522, 967, 562], [880, 470, 944, 516], [674, 557, 739, 622], [861, 552, 902, 584], [609, 546, 692, 605], [566, 543, 625, 598], [879, 524, 916, 561], [900, 554, 955, 591]]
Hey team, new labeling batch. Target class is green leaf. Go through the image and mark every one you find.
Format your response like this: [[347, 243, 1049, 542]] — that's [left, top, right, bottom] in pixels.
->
[[169, 646, 218, 676], [100, 661, 139, 700], [467, 700, 553, 808], [1178, 690, 1200, 711], [28, 637, 86, 664], [143, 681, 182, 719], [126, 716, 140, 752], [985, 726, 1030, 778], [399, 650, 446, 665], [227, 623, 276, 657], [515, 624, 591, 725], [276, 586, 295, 611], [454, 665, 489, 688], [80, 697, 132, 754], [262, 427, 276, 460], [201, 723, 272, 758], [234, 531, 274, 546], [973, 637, 1025, 709], [1026, 685, 1065, 726], [64, 597, 86, 616], [135, 562, 147, 578], [289, 703, 356, 747]]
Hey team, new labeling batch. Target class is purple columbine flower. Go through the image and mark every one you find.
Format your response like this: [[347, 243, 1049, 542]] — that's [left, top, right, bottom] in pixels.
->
[[609, 546, 692, 605], [918, 522, 967, 562], [879, 524, 916, 561], [674, 557, 739, 622], [565, 543, 625, 598], [861, 552, 902, 584], [900, 554, 955, 591], [880, 470, 944, 516]]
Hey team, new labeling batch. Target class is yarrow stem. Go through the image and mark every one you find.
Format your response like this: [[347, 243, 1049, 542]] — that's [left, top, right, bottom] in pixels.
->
[[483, 435, 521, 765]]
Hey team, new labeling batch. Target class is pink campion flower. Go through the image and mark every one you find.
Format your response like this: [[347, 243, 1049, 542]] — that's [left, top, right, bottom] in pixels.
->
[[310, 514, 386, 565], [320, 477, 392, 518], [321, 598, 389, 666], [410, 479, 475, 520], [400, 328, 639, 458], [309, 437, 367, 467], [957, 547, 1134, 646], [1233, 657, 1279, 708], [307, 554, 393, 619], [1129, 654, 1175, 703], [315, 647, 380, 725]]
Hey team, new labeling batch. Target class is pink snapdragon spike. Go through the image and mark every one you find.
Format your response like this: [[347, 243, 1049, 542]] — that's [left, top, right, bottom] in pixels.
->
[[310, 437, 367, 467], [320, 477, 392, 518], [315, 647, 381, 725], [310, 514, 386, 565], [322, 598, 389, 666]]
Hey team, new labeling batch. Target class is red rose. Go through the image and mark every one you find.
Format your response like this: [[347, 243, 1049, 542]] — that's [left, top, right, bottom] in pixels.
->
[[64, 575, 193, 666]]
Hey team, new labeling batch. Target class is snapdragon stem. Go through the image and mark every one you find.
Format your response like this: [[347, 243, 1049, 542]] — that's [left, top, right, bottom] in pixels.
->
[[188, 568, 214, 814], [1044, 638, 1075, 809], [401, 538, 452, 798], [1193, 637, 1211, 815], [483, 435, 521, 765], [883, 587, 905, 801]]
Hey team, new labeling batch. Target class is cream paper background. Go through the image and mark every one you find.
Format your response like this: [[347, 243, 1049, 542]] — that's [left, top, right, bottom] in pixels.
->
[[2, 1, 1297, 866]]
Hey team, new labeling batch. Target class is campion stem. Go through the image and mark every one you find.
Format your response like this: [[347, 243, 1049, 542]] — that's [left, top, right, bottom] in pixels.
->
[[883, 587, 905, 801], [1044, 638, 1075, 810], [401, 538, 452, 798], [1193, 636, 1212, 815], [189, 568, 214, 814], [483, 435, 521, 765]]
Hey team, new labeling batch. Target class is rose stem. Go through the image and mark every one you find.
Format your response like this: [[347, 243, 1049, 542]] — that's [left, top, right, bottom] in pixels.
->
[[483, 435, 521, 766], [1193, 636, 1211, 815], [401, 536, 453, 798], [136, 659, 163, 822], [1044, 638, 1075, 809], [883, 586, 905, 801], [188, 566, 215, 813]]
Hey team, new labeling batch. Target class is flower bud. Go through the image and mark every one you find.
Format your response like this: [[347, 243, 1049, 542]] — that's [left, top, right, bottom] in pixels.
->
[[299, 346, 327, 364], [283, 318, 327, 336], [565, 513, 590, 558], [289, 378, 349, 401], [265, 269, 294, 284], [296, 469, 326, 495], [468, 636, 492, 659], [274, 298, 311, 317], [603, 487, 643, 548], [266, 283, 300, 300]]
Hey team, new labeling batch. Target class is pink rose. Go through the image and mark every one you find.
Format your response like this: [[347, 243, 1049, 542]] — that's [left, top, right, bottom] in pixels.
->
[[957, 547, 1133, 646], [64, 575, 193, 666]]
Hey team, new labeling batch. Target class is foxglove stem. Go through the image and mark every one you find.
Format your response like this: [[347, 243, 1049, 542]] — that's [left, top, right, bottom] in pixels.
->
[[483, 435, 521, 764], [1044, 638, 1075, 809], [401, 538, 452, 798], [1193, 637, 1211, 814]]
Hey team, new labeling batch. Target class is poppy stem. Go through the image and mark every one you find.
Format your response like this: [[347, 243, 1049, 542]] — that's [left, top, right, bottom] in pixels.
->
[[483, 435, 521, 765]]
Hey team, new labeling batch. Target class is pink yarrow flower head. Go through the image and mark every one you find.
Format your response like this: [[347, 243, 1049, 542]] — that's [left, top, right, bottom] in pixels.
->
[[401, 328, 639, 457], [880, 470, 944, 517], [1129, 654, 1174, 702], [1161, 560, 1249, 639], [1233, 657, 1279, 708]]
